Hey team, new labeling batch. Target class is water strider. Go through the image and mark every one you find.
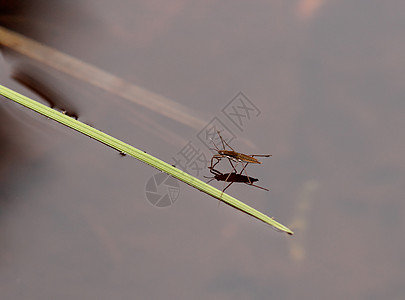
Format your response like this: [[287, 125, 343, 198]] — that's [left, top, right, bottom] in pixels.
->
[[209, 130, 271, 179]]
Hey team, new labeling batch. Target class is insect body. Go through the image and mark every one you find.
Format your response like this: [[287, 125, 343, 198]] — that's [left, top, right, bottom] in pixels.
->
[[216, 150, 263, 164], [210, 130, 271, 175]]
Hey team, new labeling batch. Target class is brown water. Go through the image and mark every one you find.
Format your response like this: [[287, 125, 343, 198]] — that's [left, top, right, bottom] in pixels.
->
[[1, 1, 405, 299]]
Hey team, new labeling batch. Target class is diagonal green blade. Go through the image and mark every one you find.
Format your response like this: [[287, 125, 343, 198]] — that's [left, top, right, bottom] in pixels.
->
[[0, 84, 293, 235]]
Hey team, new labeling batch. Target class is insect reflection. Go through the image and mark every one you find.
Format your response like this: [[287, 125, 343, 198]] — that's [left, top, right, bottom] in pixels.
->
[[204, 167, 269, 197]]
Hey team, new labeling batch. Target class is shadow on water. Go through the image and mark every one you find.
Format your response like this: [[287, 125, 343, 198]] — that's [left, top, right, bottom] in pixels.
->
[[12, 65, 80, 119]]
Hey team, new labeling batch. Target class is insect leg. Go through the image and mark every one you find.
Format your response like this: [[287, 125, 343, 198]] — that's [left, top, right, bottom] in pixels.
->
[[210, 154, 222, 169], [239, 162, 254, 184], [222, 137, 235, 151], [222, 181, 234, 194], [217, 181, 234, 207], [203, 177, 215, 184], [217, 130, 235, 151], [245, 182, 269, 191], [217, 175, 235, 206], [225, 157, 239, 173]]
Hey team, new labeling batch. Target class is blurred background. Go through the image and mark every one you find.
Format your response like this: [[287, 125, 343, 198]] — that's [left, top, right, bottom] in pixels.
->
[[1, 1, 404, 299]]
